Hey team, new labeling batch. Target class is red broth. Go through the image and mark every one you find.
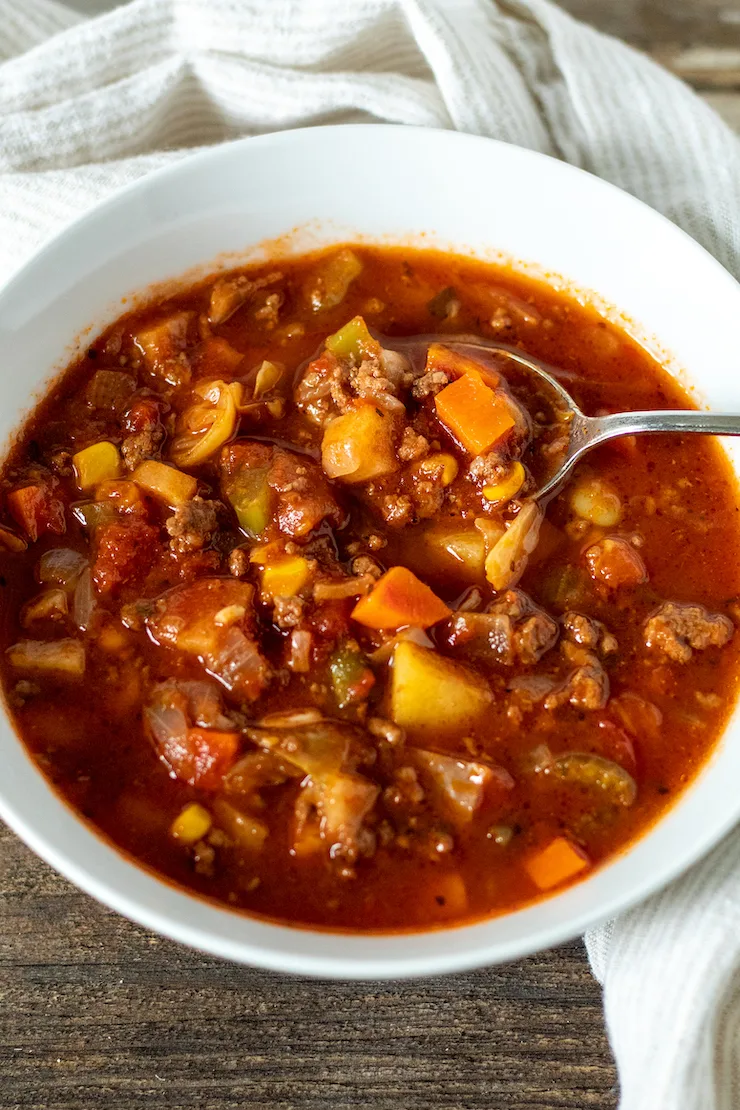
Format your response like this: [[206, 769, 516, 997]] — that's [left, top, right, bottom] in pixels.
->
[[1, 245, 739, 931]]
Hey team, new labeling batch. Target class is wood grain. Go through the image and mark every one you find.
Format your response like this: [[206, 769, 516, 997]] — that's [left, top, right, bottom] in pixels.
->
[[4, 2, 740, 1108], [0, 825, 616, 1110]]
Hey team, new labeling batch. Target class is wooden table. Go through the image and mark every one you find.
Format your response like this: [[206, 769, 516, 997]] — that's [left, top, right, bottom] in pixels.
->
[[3, 2, 739, 1107]]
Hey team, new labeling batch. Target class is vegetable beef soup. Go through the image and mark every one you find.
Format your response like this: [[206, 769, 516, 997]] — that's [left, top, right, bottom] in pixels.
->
[[1, 245, 739, 931]]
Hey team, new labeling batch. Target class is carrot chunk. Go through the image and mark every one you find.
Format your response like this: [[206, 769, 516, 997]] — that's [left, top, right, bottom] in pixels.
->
[[525, 836, 590, 891], [435, 373, 515, 456], [351, 566, 451, 629]]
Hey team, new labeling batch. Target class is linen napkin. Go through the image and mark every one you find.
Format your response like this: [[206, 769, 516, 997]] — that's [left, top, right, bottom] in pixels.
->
[[2, 1, 740, 1105]]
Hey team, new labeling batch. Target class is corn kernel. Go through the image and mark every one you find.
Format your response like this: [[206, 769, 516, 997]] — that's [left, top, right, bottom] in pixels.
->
[[171, 803, 212, 845], [261, 555, 311, 598], [482, 461, 525, 504], [570, 478, 621, 527], [419, 453, 459, 487], [72, 441, 122, 492], [97, 623, 129, 653]]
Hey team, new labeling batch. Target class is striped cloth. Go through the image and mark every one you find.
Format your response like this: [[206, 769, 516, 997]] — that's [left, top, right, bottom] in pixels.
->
[[2, 2, 740, 1106]]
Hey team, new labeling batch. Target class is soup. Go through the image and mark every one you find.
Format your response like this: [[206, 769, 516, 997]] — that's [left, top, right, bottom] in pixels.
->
[[1, 245, 739, 930]]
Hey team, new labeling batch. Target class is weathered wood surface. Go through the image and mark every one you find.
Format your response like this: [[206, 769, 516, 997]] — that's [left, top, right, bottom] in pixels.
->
[[0, 824, 616, 1110], [4, 2, 740, 1108]]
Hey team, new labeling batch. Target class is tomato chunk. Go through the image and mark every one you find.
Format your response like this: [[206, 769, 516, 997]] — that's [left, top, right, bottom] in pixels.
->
[[92, 520, 160, 596], [7, 485, 65, 542], [159, 726, 240, 791]]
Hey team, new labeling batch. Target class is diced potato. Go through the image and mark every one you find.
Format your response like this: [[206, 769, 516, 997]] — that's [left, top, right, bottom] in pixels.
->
[[321, 404, 398, 483], [213, 798, 269, 852], [484, 501, 542, 591], [261, 555, 311, 599], [72, 441, 122, 492], [21, 589, 69, 627], [421, 523, 486, 576], [171, 803, 212, 845], [390, 641, 491, 732], [6, 638, 85, 678], [570, 478, 621, 527], [132, 460, 197, 506], [133, 311, 192, 372], [170, 380, 242, 468], [95, 480, 144, 512], [482, 461, 525, 505]]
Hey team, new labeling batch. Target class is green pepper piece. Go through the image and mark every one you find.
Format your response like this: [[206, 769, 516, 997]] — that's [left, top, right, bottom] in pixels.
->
[[226, 468, 271, 539], [324, 316, 378, 363], [329, 643, 376, 709]]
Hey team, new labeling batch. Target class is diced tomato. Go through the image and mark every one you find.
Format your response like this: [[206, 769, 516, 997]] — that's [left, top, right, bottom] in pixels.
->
[[609, 692, 662, 741], [92, 519, 160, 595], [584, 537, 647, 589], [592, 717, 637, 774], [7, 484, 66, 542], [123, 396, 164, 435], [159, 726, 240, 791]]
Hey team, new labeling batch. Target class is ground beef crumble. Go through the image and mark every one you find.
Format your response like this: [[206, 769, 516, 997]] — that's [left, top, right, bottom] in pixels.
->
[[165, 497, 219, 553], [644, 602, 733, 663]]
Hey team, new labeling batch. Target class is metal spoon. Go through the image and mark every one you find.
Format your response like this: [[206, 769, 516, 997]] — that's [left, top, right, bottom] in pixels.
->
[[454, 341, 740, 500]]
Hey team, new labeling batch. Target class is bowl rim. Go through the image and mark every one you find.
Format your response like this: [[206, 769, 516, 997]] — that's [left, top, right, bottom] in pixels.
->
[[2, 122, 740, 979]]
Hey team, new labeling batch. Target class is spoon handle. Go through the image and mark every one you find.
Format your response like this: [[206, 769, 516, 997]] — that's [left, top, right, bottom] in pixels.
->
[[588, 410, 740, 446]]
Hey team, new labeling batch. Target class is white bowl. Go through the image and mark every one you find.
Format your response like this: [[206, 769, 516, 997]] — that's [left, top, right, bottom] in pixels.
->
[[1, 125, 740, 979]]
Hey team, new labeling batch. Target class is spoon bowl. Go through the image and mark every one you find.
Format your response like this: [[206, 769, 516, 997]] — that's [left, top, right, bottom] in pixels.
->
[[454, 341, 740, 499]]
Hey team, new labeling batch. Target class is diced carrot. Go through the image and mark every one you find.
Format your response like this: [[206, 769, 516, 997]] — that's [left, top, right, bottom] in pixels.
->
[[426, 343, 500, 388], [351, 566, 451, 629], [435, 373, 515, 456], [584, 537, 647, 589], [7, 485, 66, 542], [159, 727, 240, 792], [525, 836, 589, 891]]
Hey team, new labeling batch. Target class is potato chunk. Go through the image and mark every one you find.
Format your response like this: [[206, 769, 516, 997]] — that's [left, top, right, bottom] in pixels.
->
[[390, 641, 491, 732], [321, 404, 398, 483]]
